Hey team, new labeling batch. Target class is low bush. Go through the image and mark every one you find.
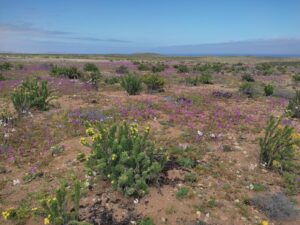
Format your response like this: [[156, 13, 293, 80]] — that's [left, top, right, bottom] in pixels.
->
[[11, 78, 55, 114], [176, 187, 189, 200], [138, 63, 150, 71], [264, 84, 274, 96], [151, 63, 167, 73], [143, 74, 165, 92], [121, 73, 142, 95], [84, 63, 99, 73], [259, 116, 300, 172], [83, 122, 165, 197], [239, 82, 257, 97], [116, 65, 129, 74], [0, 73, 5, 81], [185, 74, 213, 86], [50, 66, 82, 79], [242, 74, 255, 82], [105, 76, 120, 85], [287, 90, 300, 118], [256, 63, 273, 75], [40, 181, 90, 225], [0, 62, 12, 70], [89, 72, 101, 89], [175, 64, 189, 73], [292, 74, 300, 82]]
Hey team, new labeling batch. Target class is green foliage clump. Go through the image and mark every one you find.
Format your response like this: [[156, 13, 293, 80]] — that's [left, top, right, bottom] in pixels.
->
[[151, 63, 167, 73], [264, 84, 274, 96], [287, 90, 300, 118], [137, 63, 150, 71], [283, 172, 298, 195], [0, 62, 12, 70], [40, 181, 90, 225], [50, 66, 82, 79], [256, 63, 273, 75], [116, 65, 129, 74], [143, 74, 165, 92], [89, 72, 101, 89], [83, 63, 99, 73], [292, 74, 300, 82], [175, 64, 189, 73], [11, 78, 55, 114], [259, 116, 300, 172], [0, 73, 5, 81], [176, 187, 189, 200], [242, 74, 255, 82], [139, 217, 155, 225], [105, 76, 120, 85], [193, 63, 224, 73], [177, 157, 195, 168], [83, 122, 165, 197], [185, 74, 213, 86], [121, 73, 142, 95], [239, 82, 257, 97]]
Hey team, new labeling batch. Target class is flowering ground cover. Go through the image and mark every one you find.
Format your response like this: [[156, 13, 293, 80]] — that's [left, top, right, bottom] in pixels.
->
[[0, 55, 300, 225]]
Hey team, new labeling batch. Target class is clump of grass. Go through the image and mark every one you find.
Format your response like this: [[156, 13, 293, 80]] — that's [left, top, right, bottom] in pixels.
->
[[143, 73, 165, 92], [83, 63, 99, 73], [177, 157, 195, 168], [175, 64, 189, 73], [292, 74, 300, 82], [105, 76, 120, 85], [139, 217, 155, 225], [264, 84, 274, 96], [242, 74, 255, 82], [121, 73, 142, 95], [176, 187, 189, 200], [11, 78, 55, 114], [50, 65, 82, 79], [239, 82, 258, 97]]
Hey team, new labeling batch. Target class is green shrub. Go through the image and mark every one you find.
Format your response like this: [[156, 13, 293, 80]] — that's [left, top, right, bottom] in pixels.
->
[[177, 157, 195, 168], [242, 74, 255, 82], [143, 74, 165, 92], [40, 181, 90, 225], [121, 73, 142, 95], [175, 64, 189, 73], [50, 66, 82, 79], [151, 63, 167, 73], [138, 63, 150, 71], [11, 78, 55, 114], [185, 74, 212, 86], [139, 217, 155, 225], [83, 122, 165, 197], [259, 116, 300, 172], [264, 84, 274, 96], [105, 76, 120, 85], [256, 63, 273, 75], [185, 76, 199, 86], [0, 73, 5, 81], [283, 172, 298, 195], [292, 74, 300, 82], [199, 73, 213, 84], [0, 62, 12, 70], [176, 187, 189, 200], [83, 63, 99, 73], [287, 90, 300, 118], [89, 72, 101, 89], [239, 82, 256, 97], [116, 65, 129, 74], [277, 66, 287, 74]]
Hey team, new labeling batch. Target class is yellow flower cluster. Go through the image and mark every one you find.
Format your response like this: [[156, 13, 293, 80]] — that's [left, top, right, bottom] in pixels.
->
[[80, 137, 88, 145], [2, 208, 14, 220], [44, 214, 51, 224], [111, 154, 117, 161], [86, 127, 95, 136], [129, 123, 138, 136], [261, 220, 269, 225], [144, 126, 150, 133], [92, 133, 102, 142]]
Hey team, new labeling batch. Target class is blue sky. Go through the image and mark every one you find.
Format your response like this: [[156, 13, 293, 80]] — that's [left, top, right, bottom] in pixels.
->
[[0, 0, 300, 54]]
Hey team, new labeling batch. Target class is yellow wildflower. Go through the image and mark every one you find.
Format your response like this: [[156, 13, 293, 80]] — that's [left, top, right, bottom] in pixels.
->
[[80, 137, 88, 145], [92, 133, 102, 142], [31, 207, 38, 211], [144, 126, 150, 133], [2, 211, 10, 220], [272, 160, 281, 169], [261, 220, 269, 225], [111, 154, 117, 161], [44, 217, 50, 224], [86, 127, 95, 136]]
